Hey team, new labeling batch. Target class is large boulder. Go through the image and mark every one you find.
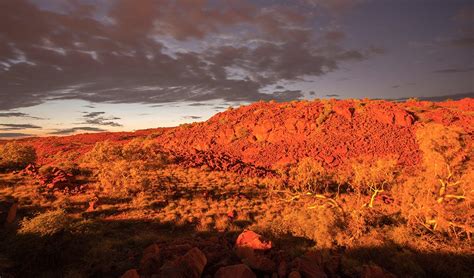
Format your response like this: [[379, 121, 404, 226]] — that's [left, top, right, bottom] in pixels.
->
[[235, 230, 272, 250], [291, 251, 327, 278], [235, 230, 275, 273]]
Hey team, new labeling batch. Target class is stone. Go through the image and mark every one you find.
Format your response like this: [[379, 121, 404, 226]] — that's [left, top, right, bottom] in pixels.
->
[[292, 254, 327, 278], [5, 202, 18, 225], [139, 243, 161, 275], [235, 230, 272, 250], [361, 264, 397, 278], [288, 271, 302, 278], [214, 264, 256, 278], [160, 247, 207, 278], [236, 247, 275, 273], [121, 269, 140, 278]]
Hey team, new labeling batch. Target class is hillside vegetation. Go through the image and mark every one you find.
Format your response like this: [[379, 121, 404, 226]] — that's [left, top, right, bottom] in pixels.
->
[[0, 98, 473, 277]]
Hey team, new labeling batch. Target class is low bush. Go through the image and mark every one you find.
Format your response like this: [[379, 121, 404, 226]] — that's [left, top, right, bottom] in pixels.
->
[[258, 205, 346, 248], [393, 123, 472, 241], [83, 138, 169, 193], [349, 157, 398, 207], [0, 142, 36, 171], [19, 209, 72, 237], [288, 157, 332, 193]]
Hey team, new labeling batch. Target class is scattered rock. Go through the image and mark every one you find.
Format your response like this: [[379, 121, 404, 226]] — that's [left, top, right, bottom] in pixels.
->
[[235, 231, 275, 273], [237, 247, 276, 273], [288, 271, 302, 278], [120, 269, 140, 278], [139, 243, 161, 275], [235, 230, 272, 251], [277, 259, 288, 277], [292, 251, 327, 278], [361, 264, 397, 278], [214, 264, 256, 278], [160, 247, 207, 278]]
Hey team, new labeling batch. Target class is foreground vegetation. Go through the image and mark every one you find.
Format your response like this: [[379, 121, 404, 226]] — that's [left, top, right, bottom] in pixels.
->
[[0, 120, 472, 277]]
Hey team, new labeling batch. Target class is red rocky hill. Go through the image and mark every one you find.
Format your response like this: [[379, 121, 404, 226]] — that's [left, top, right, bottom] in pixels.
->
[[12, 98, 474, 173]]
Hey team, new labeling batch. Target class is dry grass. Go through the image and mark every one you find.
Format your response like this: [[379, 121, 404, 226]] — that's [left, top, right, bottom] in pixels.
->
[[0, 142, 36, 171], [0, 124, 472, 277]]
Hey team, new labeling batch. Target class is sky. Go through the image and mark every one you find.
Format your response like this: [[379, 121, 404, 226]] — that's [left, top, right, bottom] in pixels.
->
[[0, 0, 473, 138]]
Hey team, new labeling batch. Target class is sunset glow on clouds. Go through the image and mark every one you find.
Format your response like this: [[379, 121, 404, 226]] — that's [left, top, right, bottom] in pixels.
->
[[0, 0, 473, 137]]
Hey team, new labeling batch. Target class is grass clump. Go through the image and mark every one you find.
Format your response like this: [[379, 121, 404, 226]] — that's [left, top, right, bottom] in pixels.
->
[[19, 209, 72, 237]]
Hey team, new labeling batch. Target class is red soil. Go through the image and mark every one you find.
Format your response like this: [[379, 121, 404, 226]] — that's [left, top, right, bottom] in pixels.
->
[[11, 98, 474, 173]]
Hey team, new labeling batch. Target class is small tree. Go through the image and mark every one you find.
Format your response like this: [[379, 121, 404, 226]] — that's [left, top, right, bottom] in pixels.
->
[[289, 157, 331, 193], [350, 157, 398, 208]]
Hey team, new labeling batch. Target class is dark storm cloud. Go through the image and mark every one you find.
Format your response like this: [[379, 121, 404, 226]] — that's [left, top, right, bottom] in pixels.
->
[[0, 0, 378, 110], [433, 67, 474, 74], [0, 133, 34, 138], [0, 124, 42, 130], [50, 126, 107, 135]]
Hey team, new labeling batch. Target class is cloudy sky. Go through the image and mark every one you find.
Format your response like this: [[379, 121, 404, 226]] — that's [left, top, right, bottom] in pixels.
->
[[0, 0, 473, 138]]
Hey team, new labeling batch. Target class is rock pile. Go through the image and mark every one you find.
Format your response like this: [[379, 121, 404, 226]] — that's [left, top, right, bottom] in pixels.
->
[[120, 230, 396, 278], [21, 164, 78, 193], [176, 150, 273, 177]]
